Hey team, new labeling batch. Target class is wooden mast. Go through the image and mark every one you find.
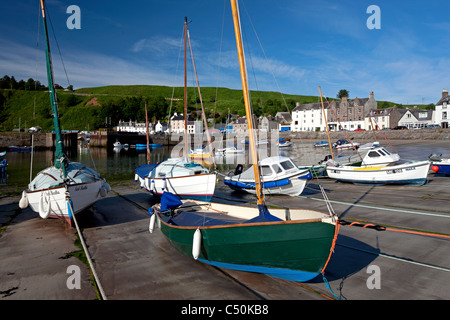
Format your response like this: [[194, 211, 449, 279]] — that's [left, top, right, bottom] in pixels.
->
[[319, 86, 334, 160], [230, 0, 264, 205], [187, 27, 216, 168], [145, 101, 150, 164]]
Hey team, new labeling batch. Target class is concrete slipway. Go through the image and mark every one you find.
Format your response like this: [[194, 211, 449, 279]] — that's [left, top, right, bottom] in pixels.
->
[[1, 166, 449, 301]]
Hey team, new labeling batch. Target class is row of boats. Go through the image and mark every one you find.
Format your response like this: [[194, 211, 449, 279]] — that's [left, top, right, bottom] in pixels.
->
[[16, 0, 450, 285]]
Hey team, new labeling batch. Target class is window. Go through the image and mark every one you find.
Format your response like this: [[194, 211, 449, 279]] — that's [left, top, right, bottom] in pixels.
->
[[272, 164, 282, 173], [280, 160, 294, 170], [260, 166, 272, 176], [368, 151, 380, 157]]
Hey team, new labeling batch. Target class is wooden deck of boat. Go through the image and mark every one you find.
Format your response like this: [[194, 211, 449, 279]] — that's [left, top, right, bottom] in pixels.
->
[[1, 173, 449, 304]]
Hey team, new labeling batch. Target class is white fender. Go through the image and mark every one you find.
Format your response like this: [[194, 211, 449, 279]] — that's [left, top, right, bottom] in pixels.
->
[[104, 182, 111, 192], [149, 214, 156, 233], [39, 193, 51, 219], [163, 178, 167, 191], [140, 177, 145, 188], [192, 228, 202, 260], [134, 173, 139, 182], [19, 191, 29, 209], [99, 186, 107, 197], [150, 180, 155, 192]]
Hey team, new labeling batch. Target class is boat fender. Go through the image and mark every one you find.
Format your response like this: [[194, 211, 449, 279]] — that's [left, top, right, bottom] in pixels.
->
[[192, 228, 202, 259], [104, 182, 111, 192], [140, 177, 145, 188], [143, 178, 149, 190], [134, 173, 139, 182], [150, 180, 155, 192], [431, 165, 439, 172], [19, 191, 29, 209], [149, 213, 156, 233], [99, 186, 107, 197], [39, 193, 51, 219]]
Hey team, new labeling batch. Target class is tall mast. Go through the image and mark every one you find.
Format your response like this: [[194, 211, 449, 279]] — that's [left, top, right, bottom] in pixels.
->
[[183, 17, 188, 159], [145, 101, 150, 164], [40, 0, 67, 177], [187, 27, 216, 168], [319, 86, 334, 160], [230, 0, 264, 205]]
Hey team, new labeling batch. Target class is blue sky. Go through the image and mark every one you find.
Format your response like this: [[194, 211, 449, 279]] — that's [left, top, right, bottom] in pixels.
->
[[1, 0, 449, 105]]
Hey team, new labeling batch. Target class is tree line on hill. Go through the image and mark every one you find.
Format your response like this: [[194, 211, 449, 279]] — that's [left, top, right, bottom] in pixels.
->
[[0, 75, 47, 91]]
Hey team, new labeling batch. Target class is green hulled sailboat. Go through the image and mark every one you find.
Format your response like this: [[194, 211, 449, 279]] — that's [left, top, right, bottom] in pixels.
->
[[148, 0, 339, 282]]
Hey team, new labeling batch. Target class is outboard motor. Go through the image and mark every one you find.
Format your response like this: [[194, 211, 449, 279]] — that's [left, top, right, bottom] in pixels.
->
[[429, 153, 442, 162], [234, 164, 243, 175], [319, 155, 332, 164]]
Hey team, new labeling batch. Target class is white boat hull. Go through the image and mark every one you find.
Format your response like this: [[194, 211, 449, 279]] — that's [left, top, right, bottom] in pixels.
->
[[139, 173, 217, 202], [25, 180, 106, 224], [326, 160, 430, 185]]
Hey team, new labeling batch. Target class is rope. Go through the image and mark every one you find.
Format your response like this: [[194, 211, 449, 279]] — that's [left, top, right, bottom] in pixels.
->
[[66, 190, 107, 300], [319, 183, 336, 218], [322, 273, 341, 300]]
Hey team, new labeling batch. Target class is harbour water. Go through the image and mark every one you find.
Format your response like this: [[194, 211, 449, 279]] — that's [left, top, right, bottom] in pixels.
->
[[2, 139, 450, 191], [1, 138, 450, 301]]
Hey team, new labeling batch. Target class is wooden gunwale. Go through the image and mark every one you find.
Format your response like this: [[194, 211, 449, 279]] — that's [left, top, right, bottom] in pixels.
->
[[156, 210, 326, 230]]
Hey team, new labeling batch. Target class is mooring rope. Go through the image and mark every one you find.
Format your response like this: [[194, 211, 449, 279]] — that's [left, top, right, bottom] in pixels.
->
[[66, 190, 107, 300]]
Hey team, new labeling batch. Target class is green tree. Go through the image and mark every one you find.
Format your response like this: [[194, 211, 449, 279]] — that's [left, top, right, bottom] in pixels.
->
[[337, 89, 349, 99]]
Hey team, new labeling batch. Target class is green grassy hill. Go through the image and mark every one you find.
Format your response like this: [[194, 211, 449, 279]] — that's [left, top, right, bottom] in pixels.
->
[[0, 85, 430, 132]]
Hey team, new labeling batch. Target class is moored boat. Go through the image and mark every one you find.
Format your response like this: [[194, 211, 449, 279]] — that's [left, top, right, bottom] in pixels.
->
[[148, 2, 339, 283], [19, 0, 110, 225], [326, 160, 430, 185], [224, 156, 312, 196], [429, 154, 450, 175], [135, 157, 216, 202], [333, 139, 359, 150], [151, 197, 338, 282]]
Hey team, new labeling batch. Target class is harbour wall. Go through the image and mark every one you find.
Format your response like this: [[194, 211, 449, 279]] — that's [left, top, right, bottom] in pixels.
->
[[0, 128, 449, 150]]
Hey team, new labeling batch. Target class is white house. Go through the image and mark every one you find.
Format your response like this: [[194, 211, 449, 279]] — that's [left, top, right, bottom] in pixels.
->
[[398, 107, 434, 129], [434, 89, 450, 128], [291, 102, 327, 132], [116, 120, 147, 133]]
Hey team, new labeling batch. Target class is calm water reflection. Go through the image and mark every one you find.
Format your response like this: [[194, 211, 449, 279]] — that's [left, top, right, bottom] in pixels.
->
[[1, 140, 449, 190]]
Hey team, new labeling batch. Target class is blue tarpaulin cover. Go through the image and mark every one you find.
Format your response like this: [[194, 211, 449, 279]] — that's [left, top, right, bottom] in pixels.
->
[[135, 163, 158, 178], [160, 191, 183, 212]]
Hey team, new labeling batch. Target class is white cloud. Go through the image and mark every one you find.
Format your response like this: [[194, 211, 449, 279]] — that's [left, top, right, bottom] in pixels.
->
[[0, 38, 178, 89]]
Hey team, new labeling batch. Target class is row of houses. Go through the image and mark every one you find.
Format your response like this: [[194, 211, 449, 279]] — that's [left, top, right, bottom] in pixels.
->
[[116, 90, 450, 134], [292, 90, 449, 131]]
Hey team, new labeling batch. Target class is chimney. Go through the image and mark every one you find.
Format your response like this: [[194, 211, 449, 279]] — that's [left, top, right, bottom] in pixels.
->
[[443, 89, 448, 99]]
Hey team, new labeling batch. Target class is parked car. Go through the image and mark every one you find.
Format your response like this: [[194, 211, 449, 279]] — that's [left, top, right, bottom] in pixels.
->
[[423, 124, 441, 129], [393, 126, 408, 130]]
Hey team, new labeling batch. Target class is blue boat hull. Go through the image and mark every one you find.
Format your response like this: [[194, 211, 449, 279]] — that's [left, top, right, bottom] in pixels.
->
[[435, 164, 450, 175]]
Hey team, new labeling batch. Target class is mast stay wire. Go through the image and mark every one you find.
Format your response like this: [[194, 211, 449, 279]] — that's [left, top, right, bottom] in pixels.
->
[[240, 0, 290, 113], [46, 8, 71, 88]]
